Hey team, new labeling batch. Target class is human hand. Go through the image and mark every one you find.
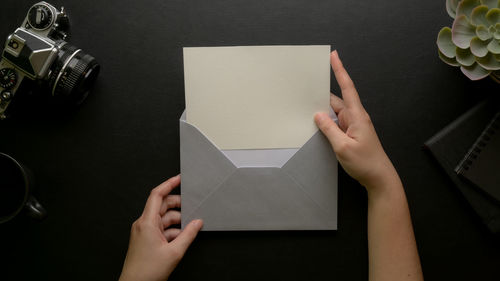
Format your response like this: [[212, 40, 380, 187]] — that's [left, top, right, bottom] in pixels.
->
[[314, 51, 400, 194], [119, 175, 203, 281]]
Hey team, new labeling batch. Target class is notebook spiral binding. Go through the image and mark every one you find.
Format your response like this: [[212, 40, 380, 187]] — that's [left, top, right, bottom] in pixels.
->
[[455, 112, 500, 174]]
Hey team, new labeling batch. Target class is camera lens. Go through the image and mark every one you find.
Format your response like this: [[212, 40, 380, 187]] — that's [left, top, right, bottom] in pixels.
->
[[48, 43, 100, 105]]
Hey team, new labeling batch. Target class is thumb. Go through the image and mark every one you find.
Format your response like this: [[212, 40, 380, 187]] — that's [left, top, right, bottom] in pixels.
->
[[170, 219, 203, 255], [314, 112, 346, 148]]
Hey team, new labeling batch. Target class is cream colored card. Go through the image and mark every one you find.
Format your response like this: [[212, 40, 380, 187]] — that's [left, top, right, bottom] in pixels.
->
[[183, 45, 330, 150]]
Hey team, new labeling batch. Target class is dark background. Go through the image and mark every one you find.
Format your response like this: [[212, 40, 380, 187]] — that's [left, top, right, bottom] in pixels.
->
[[1, 0, 499, 280]]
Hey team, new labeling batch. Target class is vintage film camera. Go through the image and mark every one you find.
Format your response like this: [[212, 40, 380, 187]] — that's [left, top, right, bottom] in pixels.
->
[[0, 2, 100, 119]]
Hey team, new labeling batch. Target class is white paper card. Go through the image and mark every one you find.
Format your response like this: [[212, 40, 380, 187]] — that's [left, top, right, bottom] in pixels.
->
[[184, 45, 330, 150]]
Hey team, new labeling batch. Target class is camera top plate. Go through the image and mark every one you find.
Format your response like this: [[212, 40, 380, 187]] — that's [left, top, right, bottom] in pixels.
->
[[2, 29, 58, 79]]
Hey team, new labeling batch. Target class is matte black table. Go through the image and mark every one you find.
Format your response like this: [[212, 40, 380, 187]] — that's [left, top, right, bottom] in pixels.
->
[[1, 0, 499, 280]]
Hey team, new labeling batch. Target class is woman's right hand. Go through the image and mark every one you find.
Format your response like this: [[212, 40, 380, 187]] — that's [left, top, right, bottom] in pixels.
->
[[314, 51, 401, 195], [316, 51, 423, 281]]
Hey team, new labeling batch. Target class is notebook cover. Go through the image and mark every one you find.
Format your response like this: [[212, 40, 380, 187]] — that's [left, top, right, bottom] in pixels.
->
[[456, 113, 500, 202], [424, 98, 500, 234]]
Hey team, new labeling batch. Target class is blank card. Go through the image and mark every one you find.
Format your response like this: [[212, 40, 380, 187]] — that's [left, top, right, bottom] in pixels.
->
[[183, 45, 331, 150]]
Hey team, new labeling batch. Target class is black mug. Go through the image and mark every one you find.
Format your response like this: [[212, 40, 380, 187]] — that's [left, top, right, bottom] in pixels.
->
[[0, 153, 47, 223]]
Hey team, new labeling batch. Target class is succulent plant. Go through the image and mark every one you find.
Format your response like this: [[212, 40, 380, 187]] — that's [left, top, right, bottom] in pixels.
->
[[437, 0, 500, 81]]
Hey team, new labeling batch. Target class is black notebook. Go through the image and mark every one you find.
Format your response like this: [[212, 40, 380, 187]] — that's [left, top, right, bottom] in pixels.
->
[[456, 112, 500, 202], [424, 98, 500, 234]]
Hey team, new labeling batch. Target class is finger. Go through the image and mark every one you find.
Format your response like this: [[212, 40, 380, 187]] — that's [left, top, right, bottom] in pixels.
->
[[160, 195, 181, 215], [143, 175, 181, 220], [330, 93, 345, 113], [330, 51, 362, 108], [164, 228, 182, 242], [315, 112, 347, 148], [162, 210, 181, 228], [170, 219, 203, 254]]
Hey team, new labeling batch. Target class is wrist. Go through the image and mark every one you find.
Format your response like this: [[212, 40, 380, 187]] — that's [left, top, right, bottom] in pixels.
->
[[118, 265, 141, 281], [118, 270, 133, 281], [362, 161, 403, 199]]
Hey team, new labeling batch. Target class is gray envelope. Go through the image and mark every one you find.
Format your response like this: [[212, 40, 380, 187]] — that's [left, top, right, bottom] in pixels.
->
[[180, 111, 338, 231]]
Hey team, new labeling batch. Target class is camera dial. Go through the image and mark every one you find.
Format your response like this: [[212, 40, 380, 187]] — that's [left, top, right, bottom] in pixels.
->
[[27, 3, 54, 30], [0, 68, 17, 89]]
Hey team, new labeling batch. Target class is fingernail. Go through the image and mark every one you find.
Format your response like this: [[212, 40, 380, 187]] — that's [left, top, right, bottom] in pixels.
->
[[314, 112, 327, 123], [192, 219, 203, 227]]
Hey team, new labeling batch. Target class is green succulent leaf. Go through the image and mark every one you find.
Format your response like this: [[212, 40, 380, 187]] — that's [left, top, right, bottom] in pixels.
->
[[471, 5, 491, 26], [487, 38, 500, 53], [457, 0, 482, 19], [437, 27, 457, 58], [486, 8, 500, 26], [438, 50, 461, 66], [452, 15, 477, 48], [447, 0, 460, 18], [495, 30, 500, 39], [490, 25, 499, 39], [461, 63, 492, 80], [476, 25, 493, 40], [456, 47, 476, 65], [476, 52, 500, 69], [494, 23, 500, 39], [479, 0, 500, 9], [470, 36, 491, 56]]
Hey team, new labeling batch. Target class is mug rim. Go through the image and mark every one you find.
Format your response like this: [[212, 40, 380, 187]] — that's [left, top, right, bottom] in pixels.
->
[[0, 152, 30, 223]]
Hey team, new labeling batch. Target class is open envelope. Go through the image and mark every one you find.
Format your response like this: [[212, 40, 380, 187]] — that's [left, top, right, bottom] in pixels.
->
[[180, 111, 338, 230]]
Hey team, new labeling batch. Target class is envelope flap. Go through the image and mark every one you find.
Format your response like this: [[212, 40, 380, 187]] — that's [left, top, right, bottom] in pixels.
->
[[183, 167, 337, 230], [180, 116, 237, 214], [282, 130, 338, 215]]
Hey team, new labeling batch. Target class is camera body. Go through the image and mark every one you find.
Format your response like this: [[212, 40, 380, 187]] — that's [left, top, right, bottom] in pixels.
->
[[0, 2, 100, 119]]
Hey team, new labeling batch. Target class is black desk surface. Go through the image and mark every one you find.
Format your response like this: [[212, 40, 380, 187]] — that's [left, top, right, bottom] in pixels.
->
[[1, 0, 499, 280]]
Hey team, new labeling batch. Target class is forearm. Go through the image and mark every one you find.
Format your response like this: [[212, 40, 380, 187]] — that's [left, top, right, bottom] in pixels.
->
[[365, 170, 423, 281]]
